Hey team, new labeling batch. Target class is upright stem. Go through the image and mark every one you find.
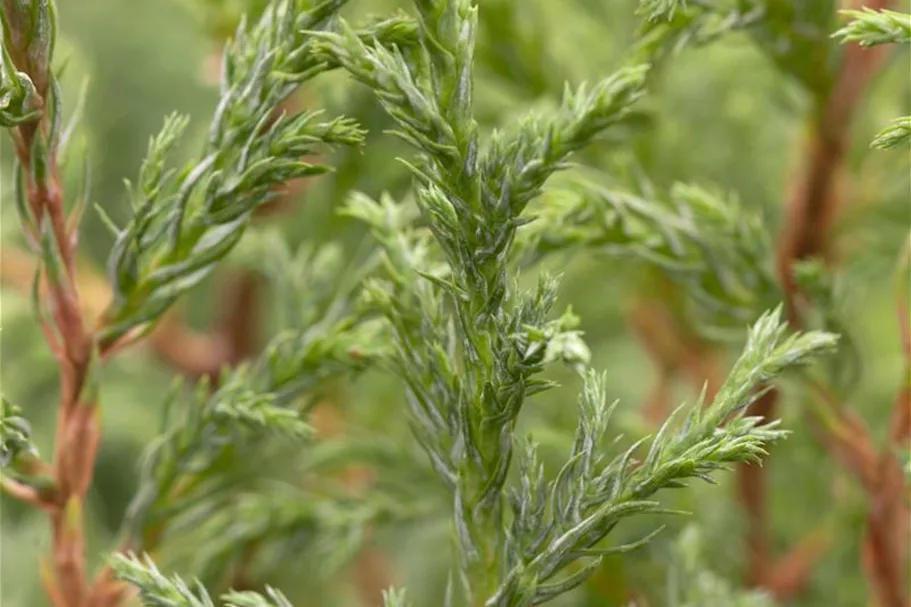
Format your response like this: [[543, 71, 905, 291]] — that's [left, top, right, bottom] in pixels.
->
[[1, 4, 108, 604], [742, 0, 900, 596], [11, 77, 99, 607]]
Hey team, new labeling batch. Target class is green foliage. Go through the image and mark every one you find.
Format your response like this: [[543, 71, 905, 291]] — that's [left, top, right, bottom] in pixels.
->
[[2, 0, 907, 605], [380, 589, 412, 607], [0, 397, 37, 467], [869, 115, 911, 150], [832, 8, 911, 46], [309, 0, 837, 601], [635, 1, 764, 58], [114, 552, 414, 607], [99, 0, 417, 348], [0, 0, 54, 126], [113, 552, 294, 607], [833, 8, 911, 150], [638, 0, 687, 23], [520, 179, 782, 338], [485, 308, 833, 605], [740, 0, 839, 99], [0, 42, 42, 125], [113, 553, 214, 607], [120, 293, 382, 550]]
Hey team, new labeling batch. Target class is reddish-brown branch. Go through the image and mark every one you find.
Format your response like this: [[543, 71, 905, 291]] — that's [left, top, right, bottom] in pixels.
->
[[0, 476, 59, 513], [39, 556, 69, 607], [739, 0, 901, 596], [0, 247, 238, 381], [808, 376, 909, 607], [4, 10, 106, 602], [737, 390, 779, 587], [809, 392, 879, 493], [798, 266, 910, 606], [15, 142, 98, 607], [760, 525, 832, 602], [777, 0, 896, 300]]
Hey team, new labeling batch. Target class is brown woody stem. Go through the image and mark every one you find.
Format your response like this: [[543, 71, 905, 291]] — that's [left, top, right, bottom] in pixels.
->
[[740, 0, 900, 597], [15, 122, 99, 607]]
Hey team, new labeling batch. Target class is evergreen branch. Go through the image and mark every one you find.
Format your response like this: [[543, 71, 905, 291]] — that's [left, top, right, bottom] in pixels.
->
[[119, 310, 379, 548], [490, 308, 836, 606], [111, 553, 290, 607], [521, 180, 782, 337], [326, 0, 646, 598], [111, 553, 214, 607], [98, 1, 419, 350], [481, 67, 648, 219], [871, 116, 911, 149], [833, 8, 911, 46], [633, 0, 764, 60], [121, 370, 310, 546], [174, 482, 433, 584], [115, 550, 416, 607], [831, 9, 908, 152], [309, 24, 462, 167], [113, 552, 410, 607]]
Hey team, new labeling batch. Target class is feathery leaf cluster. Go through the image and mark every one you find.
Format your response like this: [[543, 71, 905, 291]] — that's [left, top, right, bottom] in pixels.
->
[[833, 8, 910, 149], [98, 0, 418, 349], [521, 179, 781, 338], [832, 8, 911, 46], [121, 303, 379, 548], [113, 553, 297, 607]]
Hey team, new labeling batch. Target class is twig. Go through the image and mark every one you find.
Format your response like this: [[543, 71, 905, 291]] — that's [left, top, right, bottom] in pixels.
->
[[737, 389, 779, 587], [807, 374, 909, 607], [1, 19, 101, 597], [0, 246, 236, 379], [760, 526, 833, 602], [741, 0, 900, 595], [0, 475, 58, 513]]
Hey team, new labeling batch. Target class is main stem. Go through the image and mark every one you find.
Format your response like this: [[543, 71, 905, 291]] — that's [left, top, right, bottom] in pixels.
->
[[15, 121, 100, 607]]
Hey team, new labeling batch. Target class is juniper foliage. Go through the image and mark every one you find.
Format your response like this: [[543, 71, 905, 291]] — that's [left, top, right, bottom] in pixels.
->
[[1, 0, 905, 606], [833, 8, 911, 149]]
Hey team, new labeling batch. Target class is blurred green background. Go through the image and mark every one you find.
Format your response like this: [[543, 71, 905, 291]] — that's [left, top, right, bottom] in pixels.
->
[[1, 0, 908, 606]]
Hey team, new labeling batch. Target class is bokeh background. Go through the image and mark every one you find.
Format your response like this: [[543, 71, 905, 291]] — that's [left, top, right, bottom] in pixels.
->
[[1, 1, 909, 606]]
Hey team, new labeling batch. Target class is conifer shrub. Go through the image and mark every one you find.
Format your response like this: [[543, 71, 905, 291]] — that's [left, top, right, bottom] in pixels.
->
[[0, 1, 907, 606]]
